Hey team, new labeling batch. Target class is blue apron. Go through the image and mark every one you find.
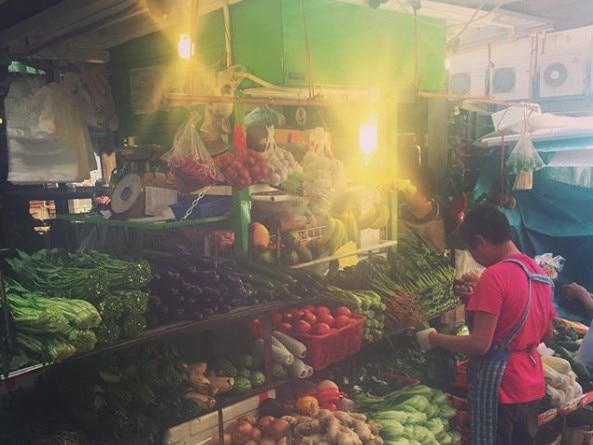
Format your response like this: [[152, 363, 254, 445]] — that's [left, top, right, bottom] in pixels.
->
[[467, 258, 553, 445]]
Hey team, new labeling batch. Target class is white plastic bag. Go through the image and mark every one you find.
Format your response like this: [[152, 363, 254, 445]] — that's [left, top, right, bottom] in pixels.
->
[[505, 133, 545, 190], [162, 113, 222, 195]]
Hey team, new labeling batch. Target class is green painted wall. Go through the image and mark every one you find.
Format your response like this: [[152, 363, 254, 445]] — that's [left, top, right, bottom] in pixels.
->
[[110, 0, 447, 146], [231, 0, 447, 90]]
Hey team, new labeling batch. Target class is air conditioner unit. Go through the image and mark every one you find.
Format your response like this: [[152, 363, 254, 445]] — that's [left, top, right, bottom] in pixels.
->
[[448, 68, 487, 97], [539, 51, 588, 98], [489, 63, 532, 100]]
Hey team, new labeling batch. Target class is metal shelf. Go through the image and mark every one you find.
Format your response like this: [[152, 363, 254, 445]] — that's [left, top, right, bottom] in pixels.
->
[[55, 212, 233, 231], [2, 302, 283, 383]]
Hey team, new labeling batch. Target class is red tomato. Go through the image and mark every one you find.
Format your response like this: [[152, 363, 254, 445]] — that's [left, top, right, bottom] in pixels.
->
[[315, 305, 332, 316], [317, 313, 335, 327], [272, 312, 283, 323], [302, 304, 317, 313], [334, 306, 352, 318], [301, 312, 318, 326], [291, 309, 305, 319], [294, 319, 312, 334], [312, 322, 331, 335], [275, 321, 293, 334], [282, 312, 294, 322], [333, 315, 352, 329]]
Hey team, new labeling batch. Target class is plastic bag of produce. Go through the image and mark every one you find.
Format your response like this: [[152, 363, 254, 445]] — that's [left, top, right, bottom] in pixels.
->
[[261, 126, 300, 186], [505, 133, 544, 190], [162, 112, 223, 196]]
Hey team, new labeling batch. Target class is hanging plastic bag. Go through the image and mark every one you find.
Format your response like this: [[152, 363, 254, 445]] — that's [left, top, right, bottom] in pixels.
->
[[261, 126, 300, 187], [505, 133, 545, 190], [162, 113, 222, 196], [215, 125, 268, 190], [302, 127, 346, 214], [534, 252, 565, 280]]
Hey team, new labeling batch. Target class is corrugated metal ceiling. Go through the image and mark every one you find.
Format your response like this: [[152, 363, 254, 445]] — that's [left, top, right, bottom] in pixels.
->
[[0, 0, 590, 63]]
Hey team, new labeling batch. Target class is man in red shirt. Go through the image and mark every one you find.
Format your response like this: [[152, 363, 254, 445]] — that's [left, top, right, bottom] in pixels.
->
[[416, 204, 557, 445]]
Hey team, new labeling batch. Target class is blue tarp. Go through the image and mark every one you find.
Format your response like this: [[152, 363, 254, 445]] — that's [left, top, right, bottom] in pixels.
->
[[473, 150, 593, 323]]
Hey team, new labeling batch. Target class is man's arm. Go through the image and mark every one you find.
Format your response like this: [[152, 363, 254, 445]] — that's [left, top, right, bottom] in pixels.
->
[[428, 311, 498, 356], [563, 283, 593, 317]]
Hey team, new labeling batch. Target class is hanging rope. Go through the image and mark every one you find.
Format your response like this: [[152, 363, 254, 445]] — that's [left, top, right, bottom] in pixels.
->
[[300, 0, 315, 99]]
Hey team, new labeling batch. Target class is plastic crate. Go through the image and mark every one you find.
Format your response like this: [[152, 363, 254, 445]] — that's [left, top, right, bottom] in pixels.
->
[[452, 360, 468, 389], [292, 315, 366, 371], [170, 195, 232, 220]]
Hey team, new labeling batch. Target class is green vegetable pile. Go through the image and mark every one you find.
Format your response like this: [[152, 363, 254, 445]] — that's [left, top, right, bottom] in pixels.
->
[[1, 343, 200, 445], [352, 384, 460, 445], [315, 285, 387, 341], [5, 248, 151, 348], [6, 279, 101, 363], [391, 232, 459, 320]]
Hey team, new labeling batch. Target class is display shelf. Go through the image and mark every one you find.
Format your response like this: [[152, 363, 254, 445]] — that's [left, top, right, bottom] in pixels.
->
[[537, 391, 593, 427], [2, 302, 283, 383], [55, 212, 233, 231], [288, 240, 398, 270]]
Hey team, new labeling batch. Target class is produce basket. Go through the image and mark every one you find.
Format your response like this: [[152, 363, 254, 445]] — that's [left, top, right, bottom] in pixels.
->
[[292, 314, 365, 371]]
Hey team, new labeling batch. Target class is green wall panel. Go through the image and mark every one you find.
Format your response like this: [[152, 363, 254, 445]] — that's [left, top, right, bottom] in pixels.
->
[[230, 0, 447, 91], [230, 0, 285, 86]]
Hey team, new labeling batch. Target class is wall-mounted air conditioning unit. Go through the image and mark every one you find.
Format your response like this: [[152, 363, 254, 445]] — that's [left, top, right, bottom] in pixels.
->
[[448, 67, 487, 97], [539, 51, 588, 98], [489, 63, 533, 100]]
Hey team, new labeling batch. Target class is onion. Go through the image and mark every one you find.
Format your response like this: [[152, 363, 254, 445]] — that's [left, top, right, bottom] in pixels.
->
[[257, 415, 275, 435], [269, 418, 290, 440], [335, 396, 355, 412], [316, 379, 339, 390]]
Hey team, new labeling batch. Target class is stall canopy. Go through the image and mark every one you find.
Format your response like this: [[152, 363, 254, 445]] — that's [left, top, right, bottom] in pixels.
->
[[473, 110, 593, 323]]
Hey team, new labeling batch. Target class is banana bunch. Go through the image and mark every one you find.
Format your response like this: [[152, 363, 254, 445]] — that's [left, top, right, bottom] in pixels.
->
[[337, 206, 359, 246], [357, 203, 391, 230], [318, 215, 348, 254]]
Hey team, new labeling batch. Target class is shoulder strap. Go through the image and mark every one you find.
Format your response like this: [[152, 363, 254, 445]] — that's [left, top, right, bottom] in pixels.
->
[[500, 257, 552, 346]]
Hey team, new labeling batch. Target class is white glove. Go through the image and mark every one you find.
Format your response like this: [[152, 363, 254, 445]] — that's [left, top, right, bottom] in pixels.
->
[[415, 328, 437, 351]]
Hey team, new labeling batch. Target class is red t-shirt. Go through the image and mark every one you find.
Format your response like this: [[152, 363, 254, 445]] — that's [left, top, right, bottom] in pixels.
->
[[466, 253, 557, 404]]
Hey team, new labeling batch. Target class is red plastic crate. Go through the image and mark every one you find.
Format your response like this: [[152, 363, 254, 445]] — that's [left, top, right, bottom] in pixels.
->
[[452, 360, 468, 389], [292, 315, 366, 371]]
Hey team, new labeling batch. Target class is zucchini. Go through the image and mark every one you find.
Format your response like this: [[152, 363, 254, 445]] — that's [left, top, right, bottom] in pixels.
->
[[562, 340, 582, 352], [572, 361, 592, 383]]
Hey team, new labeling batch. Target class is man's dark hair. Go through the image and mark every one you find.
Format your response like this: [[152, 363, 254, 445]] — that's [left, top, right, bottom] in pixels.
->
[[459, 204, 512, 248]]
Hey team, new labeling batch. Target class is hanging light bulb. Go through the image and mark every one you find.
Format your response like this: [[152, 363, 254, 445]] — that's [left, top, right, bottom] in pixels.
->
[[177, 34, 193, 59], [359, 120, 378, 156]]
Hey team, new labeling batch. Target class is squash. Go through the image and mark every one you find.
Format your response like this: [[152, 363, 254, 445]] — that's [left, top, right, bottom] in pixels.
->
[[251, 222, 271, 249]]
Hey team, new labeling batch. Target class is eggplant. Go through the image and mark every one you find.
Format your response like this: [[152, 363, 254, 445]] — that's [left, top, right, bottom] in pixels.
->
[[202, 286, 221, 301], [223, 272, 244, 288], [197, 269, 220, 284]]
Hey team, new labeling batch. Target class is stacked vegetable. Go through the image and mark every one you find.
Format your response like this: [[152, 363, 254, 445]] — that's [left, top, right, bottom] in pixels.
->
[[391, 232, 459, 320], [6, 248, 152, 347], [330, 258, 423, 333], [3, 343, 201, 445], [541, 355, 582, 408], [5, 279, 101, 362], [547, 318, 593, 392], [323, 281, 388, 341], [146, 252, 310, 326], [352, 384, 460, 445]]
